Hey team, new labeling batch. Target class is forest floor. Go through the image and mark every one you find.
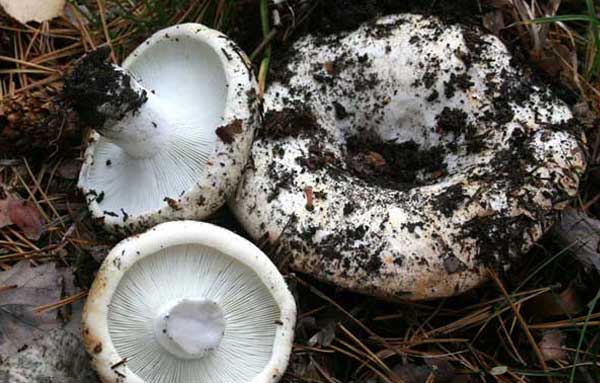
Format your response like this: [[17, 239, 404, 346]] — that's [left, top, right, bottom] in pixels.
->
[[1, 1, 600, 382]]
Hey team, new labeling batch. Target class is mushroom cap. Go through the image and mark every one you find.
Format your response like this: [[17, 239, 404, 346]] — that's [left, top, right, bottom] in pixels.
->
[[82, 221, 296, 383], [230, 14, 587, 300], [78, 23, 259, 234]]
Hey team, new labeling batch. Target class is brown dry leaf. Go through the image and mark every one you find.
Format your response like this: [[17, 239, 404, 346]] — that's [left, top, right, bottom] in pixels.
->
[[539, 330, 567, 361], [0, 185, 44, 240], [8, 199, 44, 240], [528, 285, 582, 318], [0, 0, 66, 24]]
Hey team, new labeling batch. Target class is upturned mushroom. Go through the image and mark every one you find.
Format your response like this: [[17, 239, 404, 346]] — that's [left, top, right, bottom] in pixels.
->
[[66, 23, 260, 234], [230, 14, 587, 300], [82, 221, 296, 383]]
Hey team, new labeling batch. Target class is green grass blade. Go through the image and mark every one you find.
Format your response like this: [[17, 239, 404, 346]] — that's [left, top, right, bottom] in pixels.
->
[[530, 15, 598, 25], [585, 0, 596, 18]]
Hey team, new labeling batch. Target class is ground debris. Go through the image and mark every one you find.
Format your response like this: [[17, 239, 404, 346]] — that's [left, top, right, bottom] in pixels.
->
[[0, 185, 44, 240], [0, 260, 77, 353], [553, 209, 600, 273]]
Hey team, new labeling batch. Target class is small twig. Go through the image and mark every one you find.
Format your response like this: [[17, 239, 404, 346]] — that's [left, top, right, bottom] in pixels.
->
[[250, 28, 278, 61], [258, 0, 272, 97], [34, 290, 88, 314], [0, 284, 18, 293], [97, 0, 117, 63]]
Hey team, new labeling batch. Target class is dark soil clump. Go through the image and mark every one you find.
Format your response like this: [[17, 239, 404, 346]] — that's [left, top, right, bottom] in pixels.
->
[[487, 128, 537, 188], [460, 215, 534, 269], [444, 73, 474, 99], [432, 184, 468, 218], [64, 47, 147, 129], [296, 143, 337, 171], [345, 136, 446, 190], [259, 105, 320, 139], [215, 119, 243, 144], [435, 107, 474, 137]]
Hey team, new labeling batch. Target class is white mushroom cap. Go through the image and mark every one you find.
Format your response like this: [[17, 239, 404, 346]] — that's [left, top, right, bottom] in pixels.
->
[[230, 14, 587, 300], [72, 23, 259, 233], [82, 221, 296, 383]]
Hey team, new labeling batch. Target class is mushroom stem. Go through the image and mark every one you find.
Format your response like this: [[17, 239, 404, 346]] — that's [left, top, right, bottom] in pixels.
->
[[66, 48, 176, 159], [99, 69, 173, 159], [153, 298, 226, 360]]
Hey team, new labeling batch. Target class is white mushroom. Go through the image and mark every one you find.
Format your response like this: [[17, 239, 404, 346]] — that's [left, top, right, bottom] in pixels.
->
[[67, 23, 259, 233], [230, 14, 587, 300], [82, 221, 296, 383]]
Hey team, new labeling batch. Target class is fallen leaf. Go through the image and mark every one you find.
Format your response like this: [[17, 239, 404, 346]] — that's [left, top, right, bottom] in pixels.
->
[[307, 321, 336, 347], [8, 199, 44, 240], [0, 328, 99, 383], [0, 261, 74, 353], [539, 330, 567, 361], [0, 185, 44, 240], [554, 209, 600, 273], [482, 10, 505, 36], [0, 0, 65, 24], [323, 61, 336, 75], [572, 101, 597, 127], [528, 285, 583, 318]]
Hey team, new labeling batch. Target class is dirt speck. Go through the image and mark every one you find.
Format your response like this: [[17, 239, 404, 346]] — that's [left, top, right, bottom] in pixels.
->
[[216, 119, 243, 144]]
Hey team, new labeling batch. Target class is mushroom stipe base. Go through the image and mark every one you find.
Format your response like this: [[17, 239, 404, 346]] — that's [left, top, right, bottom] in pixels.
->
[[153, 298, 226, 360]]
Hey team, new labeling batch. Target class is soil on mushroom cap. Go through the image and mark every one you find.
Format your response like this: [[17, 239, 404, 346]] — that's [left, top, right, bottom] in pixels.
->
[[459, 214, 536, 269], [259, 104, 321, 139], [432, 184, 468, 218], [345, 136, 446, 191]]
